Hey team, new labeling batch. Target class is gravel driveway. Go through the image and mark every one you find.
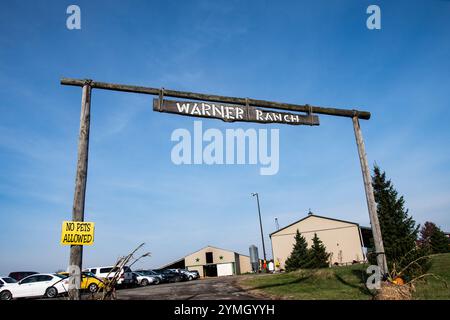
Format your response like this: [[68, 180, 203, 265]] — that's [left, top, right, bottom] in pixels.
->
[[117, 276, 266, 300]]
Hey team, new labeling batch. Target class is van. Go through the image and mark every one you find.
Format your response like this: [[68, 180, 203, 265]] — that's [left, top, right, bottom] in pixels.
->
[[83, 266, 135, 286]]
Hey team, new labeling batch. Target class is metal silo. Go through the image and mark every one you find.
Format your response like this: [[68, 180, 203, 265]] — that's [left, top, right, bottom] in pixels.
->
[[249, 245, 259, 272]]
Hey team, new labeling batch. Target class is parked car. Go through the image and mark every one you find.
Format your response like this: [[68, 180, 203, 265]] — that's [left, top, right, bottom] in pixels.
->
[[178, 269, 199, 280], [189, 270, 200, 279], [132, 272, 158, 286], [8, 271, 38, 282], [58, 271, 105, 293], [83, 266, 134, 286], [134, 269, 163, 284], [0, 277, 18, 300], [168, 268, 192, 281], [1, 273, 68, 300], [153, 269, 184, 282], [172, 268, 199, 280]]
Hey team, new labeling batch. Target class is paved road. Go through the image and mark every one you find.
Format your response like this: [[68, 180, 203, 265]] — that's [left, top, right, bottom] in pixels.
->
[[117, 276, 266, 300]]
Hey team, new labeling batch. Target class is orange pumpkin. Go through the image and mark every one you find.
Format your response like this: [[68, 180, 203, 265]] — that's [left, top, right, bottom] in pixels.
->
[[392, 277, 405, 285]]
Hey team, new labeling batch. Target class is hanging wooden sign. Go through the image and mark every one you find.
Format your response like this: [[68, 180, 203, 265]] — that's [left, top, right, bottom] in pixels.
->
[[153, 98, 319, 126]]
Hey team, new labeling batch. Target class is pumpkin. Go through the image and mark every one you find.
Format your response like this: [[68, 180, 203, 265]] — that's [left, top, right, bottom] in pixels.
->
[[392, 277, 405, 285]]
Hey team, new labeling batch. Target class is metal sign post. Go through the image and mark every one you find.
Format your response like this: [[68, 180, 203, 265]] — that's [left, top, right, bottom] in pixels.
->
[[252, 193, 267, 263]]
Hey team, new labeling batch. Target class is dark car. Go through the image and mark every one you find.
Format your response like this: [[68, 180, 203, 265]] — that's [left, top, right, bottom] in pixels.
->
[[153, 269, 184, 282], [168, 269, 192, 281], [8, 271, 38, 281]]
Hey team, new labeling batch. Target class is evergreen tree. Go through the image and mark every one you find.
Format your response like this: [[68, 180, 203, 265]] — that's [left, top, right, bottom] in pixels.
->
[[430, 229, 449, 253], [371, 165, 429, 279], [285, 230, 309, 271], [306, 233, 330, 268], [428, 224, 449, 254], [419, 221, 449, 253]]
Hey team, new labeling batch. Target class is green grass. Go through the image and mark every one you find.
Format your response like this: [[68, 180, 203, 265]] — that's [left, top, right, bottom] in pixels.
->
[[240, 264, 372, 300], [239, 253, 450, 300], [412, 253, 450, 300]]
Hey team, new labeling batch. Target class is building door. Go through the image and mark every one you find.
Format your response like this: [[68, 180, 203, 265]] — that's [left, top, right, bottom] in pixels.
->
[[203, 264, 217, 277], [217, 263, 234, 276]]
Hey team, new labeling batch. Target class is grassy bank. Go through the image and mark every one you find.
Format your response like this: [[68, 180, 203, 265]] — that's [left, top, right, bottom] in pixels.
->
[[239, 253, 450, 300], [412, 253, 450, 299]]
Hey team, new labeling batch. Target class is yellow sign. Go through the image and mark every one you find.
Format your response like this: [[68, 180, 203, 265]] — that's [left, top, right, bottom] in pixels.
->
[[61, 221, 95, 246]]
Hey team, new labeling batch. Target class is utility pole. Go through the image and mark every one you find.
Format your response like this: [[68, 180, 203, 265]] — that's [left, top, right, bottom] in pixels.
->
[[68, 79, 92, 300], [352, 116, 388, 275], [251, 193, 267, 262]]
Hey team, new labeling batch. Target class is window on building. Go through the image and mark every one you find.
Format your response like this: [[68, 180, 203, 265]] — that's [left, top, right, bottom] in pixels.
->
[[206, 252, 213, 264]]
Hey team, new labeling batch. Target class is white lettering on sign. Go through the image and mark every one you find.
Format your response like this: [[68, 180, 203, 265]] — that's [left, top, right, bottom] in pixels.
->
[[176, 102, 246, 121], [160, 100, 319, 125]]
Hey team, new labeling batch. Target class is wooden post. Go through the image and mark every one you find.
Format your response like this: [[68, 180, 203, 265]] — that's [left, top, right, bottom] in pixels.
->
[[352, 116, 388, 275], [68, 80, 92, 300], [60, 78, 372, 120]]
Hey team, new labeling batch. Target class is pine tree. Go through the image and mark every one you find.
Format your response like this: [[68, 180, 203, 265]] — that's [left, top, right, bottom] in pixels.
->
[[285, 230, 309, 271], [306, 233, 330, 268], [418, 221, 449, 253], [428, 224, 449, 254], [371, 165, 429, 279], [430, 229, 449, 253]]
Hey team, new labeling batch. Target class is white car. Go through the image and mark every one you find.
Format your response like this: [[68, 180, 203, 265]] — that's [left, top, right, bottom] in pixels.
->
[[84, 265, 134, 286], [1, 273, 67, 300], [0, 277, 18, 300], [132, 272, 157, 286]]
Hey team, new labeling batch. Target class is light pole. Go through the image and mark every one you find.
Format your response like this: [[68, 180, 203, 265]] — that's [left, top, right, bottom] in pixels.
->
[[251, 192, 267, 262]]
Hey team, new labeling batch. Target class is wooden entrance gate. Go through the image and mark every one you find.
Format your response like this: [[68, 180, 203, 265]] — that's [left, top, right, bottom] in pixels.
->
[[61, 77, 388, 299]]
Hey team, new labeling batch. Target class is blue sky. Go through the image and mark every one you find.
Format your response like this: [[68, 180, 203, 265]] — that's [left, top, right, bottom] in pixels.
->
[[0, 0, 449, 274]]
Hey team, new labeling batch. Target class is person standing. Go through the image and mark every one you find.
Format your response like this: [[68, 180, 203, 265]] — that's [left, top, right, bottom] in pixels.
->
[[268, 260, 274, 272]]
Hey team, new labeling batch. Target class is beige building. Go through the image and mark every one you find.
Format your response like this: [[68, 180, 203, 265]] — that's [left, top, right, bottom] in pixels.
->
[[270, 213, 366, 269], [161, 245, 252, 277]]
